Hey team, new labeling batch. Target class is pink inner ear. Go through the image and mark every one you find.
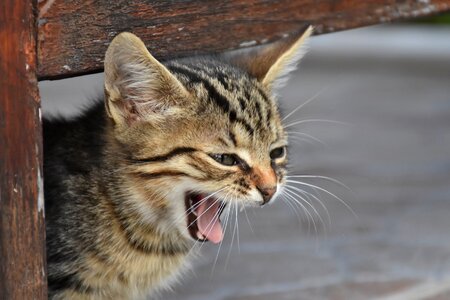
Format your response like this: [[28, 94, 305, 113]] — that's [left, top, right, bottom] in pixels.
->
[[109, 95, 142, 125]]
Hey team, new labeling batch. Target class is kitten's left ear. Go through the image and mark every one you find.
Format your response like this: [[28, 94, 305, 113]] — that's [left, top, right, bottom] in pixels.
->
[[225, 25, 313, 92]]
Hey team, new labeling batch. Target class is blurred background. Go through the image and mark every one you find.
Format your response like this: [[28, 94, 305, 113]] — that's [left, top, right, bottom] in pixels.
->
[[40, 17, 450, 299]]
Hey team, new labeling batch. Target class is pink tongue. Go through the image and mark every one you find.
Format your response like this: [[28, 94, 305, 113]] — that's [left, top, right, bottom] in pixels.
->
[[196, 197, 223, 244]]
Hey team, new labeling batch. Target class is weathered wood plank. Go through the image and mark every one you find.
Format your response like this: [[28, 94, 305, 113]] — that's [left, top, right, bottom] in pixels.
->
[[37, 0, 450, 79], [0, 0, 47, 299]]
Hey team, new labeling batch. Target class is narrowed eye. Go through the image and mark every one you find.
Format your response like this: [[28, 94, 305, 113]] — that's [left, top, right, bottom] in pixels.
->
[[270, 147, 285, 160], [210, 154, 239, 166]]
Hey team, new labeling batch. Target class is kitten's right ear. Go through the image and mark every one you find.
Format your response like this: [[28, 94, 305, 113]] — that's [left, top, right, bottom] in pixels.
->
[[104, 32, 190, 125], [224, 25, 313, 93]]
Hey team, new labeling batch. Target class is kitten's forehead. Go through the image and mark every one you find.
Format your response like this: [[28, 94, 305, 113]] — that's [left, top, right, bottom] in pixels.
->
[[166, 58, 284, 150]]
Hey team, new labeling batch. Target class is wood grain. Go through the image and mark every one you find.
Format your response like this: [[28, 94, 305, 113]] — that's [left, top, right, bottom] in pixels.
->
[[37, 0, 450, 80], [0, 0, 47, 298]]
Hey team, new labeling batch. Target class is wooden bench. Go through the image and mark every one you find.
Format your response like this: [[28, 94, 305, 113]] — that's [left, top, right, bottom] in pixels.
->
[[1, 0, 449, 298]]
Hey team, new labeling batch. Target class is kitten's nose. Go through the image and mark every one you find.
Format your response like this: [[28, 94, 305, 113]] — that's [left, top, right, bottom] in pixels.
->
[[257, 185, 277, 205], [252, 167, 277, 205]]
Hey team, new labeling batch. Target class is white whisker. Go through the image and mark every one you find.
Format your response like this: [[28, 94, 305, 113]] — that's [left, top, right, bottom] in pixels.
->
[[286, 179, 357, 218], [284, 190, 316, 234], [186, 195, 222, 230], [235, 202, 241, 254], [211, 190, 234, 274], [286, 131, 327, 146], [172, 186, 228, 230], [284, 119, 350, 129], [197, 200, 226, 253], [225, 201, 237, 270], [284, 189, 318, 235], [286, 175, 353, 192], [242, 205, 255, 234], [187, 194, 226, 255], [280, 192, 306, 226], [285, 184, 331, 226], [284, 186, 326, 231], [288, 136, 318, 146], [282, 85, 331, 122]]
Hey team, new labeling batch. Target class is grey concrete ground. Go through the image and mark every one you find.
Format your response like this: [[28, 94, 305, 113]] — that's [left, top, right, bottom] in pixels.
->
[[40, 25, 450, 299]]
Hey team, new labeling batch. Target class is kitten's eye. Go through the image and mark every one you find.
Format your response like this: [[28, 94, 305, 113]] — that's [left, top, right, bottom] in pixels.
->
[[270, 147, 285, 160], [210, 154, 238, 166]]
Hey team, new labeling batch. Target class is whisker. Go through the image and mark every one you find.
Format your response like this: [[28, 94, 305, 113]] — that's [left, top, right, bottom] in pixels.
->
[[282, 85, 331, 122], [285, 184, 331, 226], [280, 192, 307, 230], [192, 188, 233, 255], [198, 201, 227, 253], [211, 190, 233, 274], [286, 180, 357, 218], [225, 201, 237, 270], [187, 196, 222, 230], [242, 205, 255, 234], [284, 119, 350, 129], [288, 136, 318, 147], [235, 201, 240, 254], [284, 189, 317, 235], [187, 186, 228, 214], [286, 131, 327, 146], [282, 189, 314, 232], [284, 187, 326, 231], [172, 187, 228, 229], [281, 192, 305, 223], [286, 175, 353, 192]]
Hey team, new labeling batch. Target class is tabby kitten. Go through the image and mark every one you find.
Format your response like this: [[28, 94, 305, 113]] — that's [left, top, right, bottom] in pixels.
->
[[44, 26, 312, 299]]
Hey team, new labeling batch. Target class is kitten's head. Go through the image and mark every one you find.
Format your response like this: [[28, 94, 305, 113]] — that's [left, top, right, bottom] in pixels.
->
[[104, 27, 312, 244]]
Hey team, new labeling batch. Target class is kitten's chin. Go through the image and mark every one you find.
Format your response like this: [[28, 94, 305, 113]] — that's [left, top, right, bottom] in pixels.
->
[[185, 192, 226, 244]]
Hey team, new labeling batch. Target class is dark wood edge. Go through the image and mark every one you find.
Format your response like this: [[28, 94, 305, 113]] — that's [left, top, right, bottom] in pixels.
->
[[37, 0, 450, 80]]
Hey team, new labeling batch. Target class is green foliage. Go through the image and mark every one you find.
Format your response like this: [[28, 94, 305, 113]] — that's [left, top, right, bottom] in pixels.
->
[[415, 12, 450, 24]]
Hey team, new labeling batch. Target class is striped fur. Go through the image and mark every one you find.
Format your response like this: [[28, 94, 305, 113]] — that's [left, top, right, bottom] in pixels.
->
[[44, 27, 311, 299]]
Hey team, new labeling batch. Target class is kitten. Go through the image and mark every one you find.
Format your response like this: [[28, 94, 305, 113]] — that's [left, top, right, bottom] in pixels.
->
[[44, 26, 312, 299]]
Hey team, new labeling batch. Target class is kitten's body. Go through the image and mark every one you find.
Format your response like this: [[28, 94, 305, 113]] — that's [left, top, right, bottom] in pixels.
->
[[44, 28, 312, 299], [45, 103, 189, 299]]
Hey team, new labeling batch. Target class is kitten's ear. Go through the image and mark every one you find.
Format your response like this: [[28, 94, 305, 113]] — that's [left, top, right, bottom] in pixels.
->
[[225, 25, 313, 92], [104, 32, 190, 125]]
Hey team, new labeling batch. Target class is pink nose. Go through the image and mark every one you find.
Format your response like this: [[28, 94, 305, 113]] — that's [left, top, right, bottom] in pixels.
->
[[257, 185, 277, 205]]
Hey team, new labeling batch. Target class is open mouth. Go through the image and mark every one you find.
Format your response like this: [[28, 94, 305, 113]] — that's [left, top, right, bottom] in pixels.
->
[[185, 192, 226, 244]]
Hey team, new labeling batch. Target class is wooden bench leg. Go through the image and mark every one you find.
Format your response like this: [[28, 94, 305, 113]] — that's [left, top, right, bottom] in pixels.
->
[[0, 0, 47, 299]]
